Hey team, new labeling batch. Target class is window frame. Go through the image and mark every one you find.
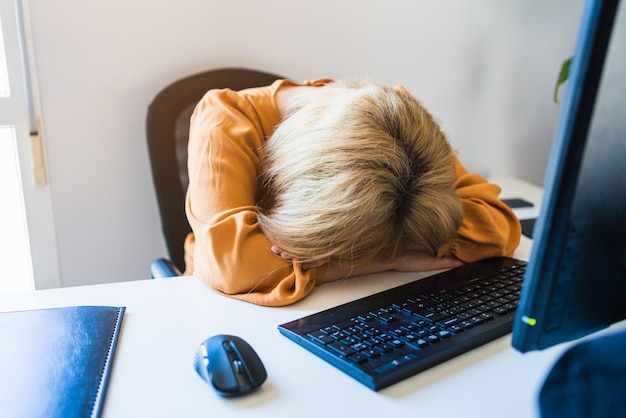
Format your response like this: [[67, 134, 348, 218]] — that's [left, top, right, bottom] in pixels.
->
[[0, 0, 60, 290]]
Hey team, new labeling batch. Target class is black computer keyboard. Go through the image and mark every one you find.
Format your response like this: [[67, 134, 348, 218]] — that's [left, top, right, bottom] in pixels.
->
[[278, 257, 526, 391]]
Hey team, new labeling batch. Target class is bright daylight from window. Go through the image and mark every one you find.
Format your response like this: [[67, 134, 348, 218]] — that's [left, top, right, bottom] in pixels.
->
[[0, 127, 33, 294], [0, 16, 34, 294]]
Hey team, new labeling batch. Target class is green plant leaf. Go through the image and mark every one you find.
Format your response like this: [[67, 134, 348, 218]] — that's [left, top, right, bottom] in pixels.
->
[[554, 57, 573, 103]]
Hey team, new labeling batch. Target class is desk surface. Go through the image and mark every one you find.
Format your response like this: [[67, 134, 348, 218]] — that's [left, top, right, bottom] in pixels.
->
[[1, 178, 568, 418]]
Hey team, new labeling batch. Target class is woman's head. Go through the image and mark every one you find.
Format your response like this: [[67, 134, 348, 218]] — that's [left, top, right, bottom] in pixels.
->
[[257, 79, 463, 268]]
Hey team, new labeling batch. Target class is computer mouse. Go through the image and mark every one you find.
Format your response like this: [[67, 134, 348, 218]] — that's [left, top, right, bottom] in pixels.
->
[[193, 334, 267, 397]]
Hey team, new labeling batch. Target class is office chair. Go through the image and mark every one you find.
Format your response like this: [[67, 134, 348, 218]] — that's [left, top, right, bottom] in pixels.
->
[[146, 68, 284, 278]]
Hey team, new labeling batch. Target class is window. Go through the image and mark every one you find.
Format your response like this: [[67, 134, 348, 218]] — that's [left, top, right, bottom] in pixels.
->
[[0, 1, 60, 294], [0, 125, 33, 293]]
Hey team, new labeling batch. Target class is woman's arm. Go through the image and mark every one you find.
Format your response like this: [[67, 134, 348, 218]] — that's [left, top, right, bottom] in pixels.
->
[[320, 252, 464, 282], [439, 157, 522, 262], [186, 85, 323, 306], [272, 245, 464, 283]]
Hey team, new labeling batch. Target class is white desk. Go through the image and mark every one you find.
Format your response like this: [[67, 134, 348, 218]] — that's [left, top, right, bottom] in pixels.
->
[[1, 178, 569, 418]]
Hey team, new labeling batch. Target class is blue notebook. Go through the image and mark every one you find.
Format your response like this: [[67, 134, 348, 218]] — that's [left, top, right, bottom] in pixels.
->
[[0, 305, 125, 418]]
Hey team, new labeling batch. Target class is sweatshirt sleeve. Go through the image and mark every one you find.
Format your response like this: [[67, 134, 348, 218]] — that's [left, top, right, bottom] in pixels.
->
[[185, 87, 321, 306], [438, 157, 522, 262]]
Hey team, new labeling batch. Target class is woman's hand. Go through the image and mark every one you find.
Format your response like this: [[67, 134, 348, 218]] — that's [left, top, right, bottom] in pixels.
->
[[273, 245, 464, 282], [392, 250, 464, 272], [320, 251, 463, 283], [271, 246, 330, 270]]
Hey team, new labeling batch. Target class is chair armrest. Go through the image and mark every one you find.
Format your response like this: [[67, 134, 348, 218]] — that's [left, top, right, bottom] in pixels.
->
[[150, 257, 181, 278]]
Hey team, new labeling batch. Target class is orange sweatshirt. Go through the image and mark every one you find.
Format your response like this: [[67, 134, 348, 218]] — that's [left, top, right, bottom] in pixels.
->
[[184, 79, 521, 306]]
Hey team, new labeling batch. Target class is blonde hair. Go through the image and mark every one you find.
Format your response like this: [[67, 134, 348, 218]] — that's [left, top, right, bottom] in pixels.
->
[[257, 80, 463, 268]]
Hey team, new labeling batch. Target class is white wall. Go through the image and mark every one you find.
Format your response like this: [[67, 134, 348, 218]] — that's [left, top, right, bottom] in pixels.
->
[[26, 0, 585, 287]]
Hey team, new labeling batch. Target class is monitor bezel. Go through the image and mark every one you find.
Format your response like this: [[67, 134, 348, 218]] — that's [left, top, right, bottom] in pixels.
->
[[512, 0, 623, 352]]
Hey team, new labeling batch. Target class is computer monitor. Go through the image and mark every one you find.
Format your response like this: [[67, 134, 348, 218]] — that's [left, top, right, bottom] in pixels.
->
[[512, 0, 626, 352]]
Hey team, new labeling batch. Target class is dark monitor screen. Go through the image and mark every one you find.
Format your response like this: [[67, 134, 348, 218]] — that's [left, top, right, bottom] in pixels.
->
[[512, 0, 626, 352]]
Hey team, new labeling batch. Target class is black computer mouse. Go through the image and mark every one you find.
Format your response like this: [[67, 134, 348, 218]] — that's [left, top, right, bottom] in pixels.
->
[[194, 334, 267, 396]]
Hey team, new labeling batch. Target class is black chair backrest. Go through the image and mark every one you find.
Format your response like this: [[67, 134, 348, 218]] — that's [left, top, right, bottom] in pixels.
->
[[146, 68, 284, 272]]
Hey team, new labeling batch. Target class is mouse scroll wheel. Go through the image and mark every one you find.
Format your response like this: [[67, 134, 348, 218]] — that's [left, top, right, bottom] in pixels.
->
[[232, 359, 245, 374], [224, 341, 247, 375]]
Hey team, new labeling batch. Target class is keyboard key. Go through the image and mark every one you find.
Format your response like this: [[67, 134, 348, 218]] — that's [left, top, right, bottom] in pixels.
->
[[470, 317, 485, 325], [327, 341, 356, 357], [437, 316, 462, 328], [347, 353, 367, 364], [459, 320, 475, 329], [373, 343, 394, 353], [341, 336, 360, 346], [415, 338, 429, 348], [479, 312, 494, 321], [389, 339, 405, 348], [413, 309, 436, 322], [351, 342, 369, 352], [361, 348, 381, 359], [426, 311, 449, 323], [374, 354, 416, 374], [390, 327, 406, 337], [357, 314, 375, 322], [378, 314, 396, 323], [449, 325, 464, 333], [308, 331, 335, 345]]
